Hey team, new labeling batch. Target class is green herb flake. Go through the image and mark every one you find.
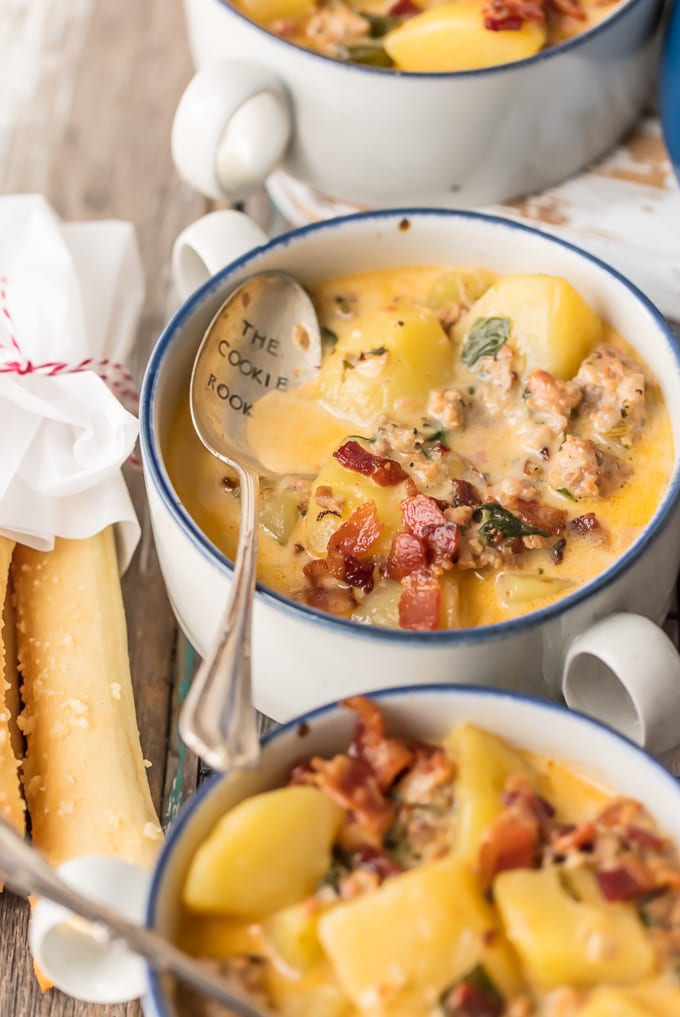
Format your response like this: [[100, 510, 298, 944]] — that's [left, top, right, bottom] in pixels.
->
[[439, 964, 503, 1017], [321, 325, 339, 346], [556, 487, 577, 501], [557, 868, 581, 901], [360, 10, 403, 36], [345, 42, 394, 67], [358, 345, 388, 359], [638, 889, 667, 929], [474, 502, 550, 543], [424, 429, 448, 444], [461, 316, 511, 368]]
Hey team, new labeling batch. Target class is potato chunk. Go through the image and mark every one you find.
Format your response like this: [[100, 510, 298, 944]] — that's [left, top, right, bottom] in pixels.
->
[[175, 913, 259, 959], [578, 982, 680, 1017], [318, 856, 523, 1012], [454, 275, 603, 379], [384, 1, 546, 72], [183, 787, 344, 919], [446, 723, 536, 864], [428, 268, 497, 309], [318, 307, 453, 425], [240, 0, 313, 24], [275, 976, 354, 1017], [496, 571, 574, 607], [264, 901, 325, 975], [304, 453, 406, 559], [494, 866, 654, 990], [351, 580, 402, 628]]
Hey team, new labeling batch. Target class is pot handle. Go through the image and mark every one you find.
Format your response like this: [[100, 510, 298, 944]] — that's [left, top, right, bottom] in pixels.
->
[[562, 612, 680, 754], [171, 59, 291, 202], [172, 209, 270, 300]]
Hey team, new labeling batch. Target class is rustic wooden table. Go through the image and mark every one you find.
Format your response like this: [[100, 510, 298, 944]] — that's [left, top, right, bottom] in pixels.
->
[[0, 2, 679, 1015], [0, 2, 209, 1014]]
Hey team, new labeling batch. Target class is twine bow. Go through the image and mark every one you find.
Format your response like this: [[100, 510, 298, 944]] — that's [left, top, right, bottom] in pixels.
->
[[0, 275, 140, 414]]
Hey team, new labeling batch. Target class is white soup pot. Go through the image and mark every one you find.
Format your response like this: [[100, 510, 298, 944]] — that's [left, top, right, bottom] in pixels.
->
[[172, 0, 663, 209], [143, 685, 680, 1015], [140, 207, 680, 751], [31, 688, 680, 1005]]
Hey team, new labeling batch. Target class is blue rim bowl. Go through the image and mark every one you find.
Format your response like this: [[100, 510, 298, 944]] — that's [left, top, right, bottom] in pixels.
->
[[144, 682, 680, 1016], [139, 208, 680, 654]]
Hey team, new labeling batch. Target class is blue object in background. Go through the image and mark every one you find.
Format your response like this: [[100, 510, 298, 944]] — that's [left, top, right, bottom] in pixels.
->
[[661, 0, 680, 183]]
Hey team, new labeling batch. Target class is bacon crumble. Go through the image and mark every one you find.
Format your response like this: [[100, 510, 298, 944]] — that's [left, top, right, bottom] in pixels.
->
[[333, 440, 408, 486], [482, 0, 546, 30], [399, 570, 441, 630]]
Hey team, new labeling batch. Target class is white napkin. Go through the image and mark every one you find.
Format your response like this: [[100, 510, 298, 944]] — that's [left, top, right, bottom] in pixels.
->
[[0, 195, 144, 571]]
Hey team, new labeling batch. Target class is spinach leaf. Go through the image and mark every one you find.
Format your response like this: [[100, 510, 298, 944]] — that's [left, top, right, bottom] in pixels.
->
[[439, 964, 503, 1016], [424, 429, 449, 444], [556, 487, 577, 501], [474, 502, 550, 543], [461, 316, 511, 368], [360, 11, 403, 35], [345, 42, 394, 67], [358, 345, 388, 359]]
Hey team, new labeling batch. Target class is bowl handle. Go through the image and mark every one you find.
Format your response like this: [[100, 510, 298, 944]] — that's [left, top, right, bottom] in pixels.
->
[[172, 210, 269, 300], [562, 612, 680, 754], [171, 59, 291, 202]]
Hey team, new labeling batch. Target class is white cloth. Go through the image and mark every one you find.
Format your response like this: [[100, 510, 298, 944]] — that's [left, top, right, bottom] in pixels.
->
[[0, 195, 144, 570]]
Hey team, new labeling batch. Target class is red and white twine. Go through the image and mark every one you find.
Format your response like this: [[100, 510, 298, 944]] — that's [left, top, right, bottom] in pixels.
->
[[0, 275, 140, 411], [0, 275, 141, 465]]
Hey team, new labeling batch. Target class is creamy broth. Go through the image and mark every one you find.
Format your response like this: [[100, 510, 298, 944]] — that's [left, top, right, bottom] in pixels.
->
[[165, 265, 672, 632], [230, 0, 622, 73], [176, 699, 680, 1017]]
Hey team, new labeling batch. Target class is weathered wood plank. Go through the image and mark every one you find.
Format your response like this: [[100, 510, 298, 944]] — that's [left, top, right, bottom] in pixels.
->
[[0, 0, 206, 1013]]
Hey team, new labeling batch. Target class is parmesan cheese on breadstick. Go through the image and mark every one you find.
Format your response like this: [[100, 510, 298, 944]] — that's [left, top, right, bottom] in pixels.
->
[[13, 528, 162, 869], [0, 537, 25, 855], [3, 581, 22, 763]]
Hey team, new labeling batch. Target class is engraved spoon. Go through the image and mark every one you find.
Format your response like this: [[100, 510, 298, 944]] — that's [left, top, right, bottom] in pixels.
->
[[0, 816, 274, 1017], [182, 271, 321, 773]]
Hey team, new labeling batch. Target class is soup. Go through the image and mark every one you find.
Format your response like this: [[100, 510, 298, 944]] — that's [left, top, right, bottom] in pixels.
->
[[229, 0, 623, 71], [176, 696, 680, 1017], [166, 265, 672, 632]]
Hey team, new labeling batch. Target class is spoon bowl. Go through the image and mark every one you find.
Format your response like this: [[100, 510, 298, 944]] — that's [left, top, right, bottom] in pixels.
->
[[180, 271, 321, 773], [189, 271, 322, 476]]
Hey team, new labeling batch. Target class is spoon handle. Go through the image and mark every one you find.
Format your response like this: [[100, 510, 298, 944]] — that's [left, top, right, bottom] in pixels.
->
[[180, 464, 261, 773], [0, 817, 273, 1017]]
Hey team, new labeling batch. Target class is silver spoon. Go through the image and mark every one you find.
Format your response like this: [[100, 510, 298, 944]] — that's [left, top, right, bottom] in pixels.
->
[[0, 817, 274, 1017], [181, 271, 321, 773]]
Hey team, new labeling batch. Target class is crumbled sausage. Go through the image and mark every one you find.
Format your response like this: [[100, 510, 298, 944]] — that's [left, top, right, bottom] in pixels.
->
[[477, 345, 517, 411], [427, 387, 466, 428], [575, 344, 646, 446], [549, 435, 630, 498], [525, 369, 582, 435], [305, 1, 369, 50]]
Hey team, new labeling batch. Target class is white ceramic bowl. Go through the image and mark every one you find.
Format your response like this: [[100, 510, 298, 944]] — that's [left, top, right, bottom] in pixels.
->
[[140, 208, 680, 751], [172, 0, 663, 209], [143, 684, 680, 1017]]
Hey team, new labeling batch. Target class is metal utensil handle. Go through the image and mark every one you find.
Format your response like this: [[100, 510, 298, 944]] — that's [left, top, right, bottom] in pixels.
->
[[179, 463, 261, 773], [0, 818, 273, 1017]]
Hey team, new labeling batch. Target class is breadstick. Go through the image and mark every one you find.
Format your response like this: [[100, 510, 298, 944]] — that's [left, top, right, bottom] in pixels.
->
[[0, 537, 25, 869], [3, 573, 22, 762], [13, 528, 162, 870]]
